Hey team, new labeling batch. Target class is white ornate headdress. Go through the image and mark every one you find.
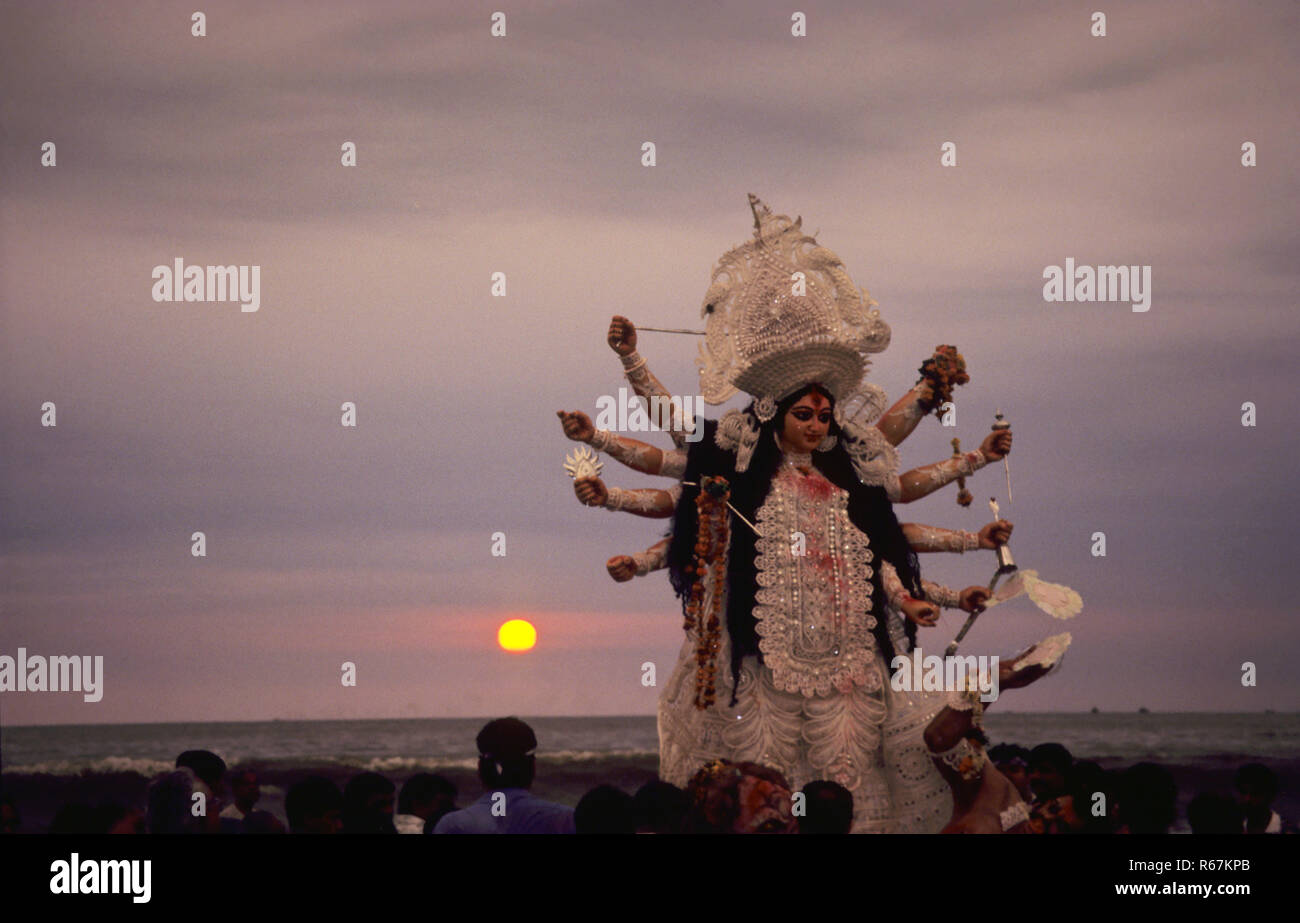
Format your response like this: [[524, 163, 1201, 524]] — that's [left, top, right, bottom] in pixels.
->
[[697, 194, 891, 422]]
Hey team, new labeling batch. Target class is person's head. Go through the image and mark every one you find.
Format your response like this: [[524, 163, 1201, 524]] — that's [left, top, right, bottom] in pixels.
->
[[1233, 763, 1278, 826], [1028, 743, 1073, 800], [175, 750, 227, 795], [989, 743, 1033, 802], [633, 780, 688, 834], [575, 785, 637, 834], [778, 384, 834, 454], [1187, 793, 1244, 835], [342, 773, 396, 834], [1063, 761, 1111, 834], [147, 767, 215, 834], [684, 759, 798, 835], [798, 780, 854, 835], [1115, 762, 1177, 834], [285, 776, 343, 835], [230, 770, 260, 813], [476, 717, 538, 790], [398, 773, 457, 821]]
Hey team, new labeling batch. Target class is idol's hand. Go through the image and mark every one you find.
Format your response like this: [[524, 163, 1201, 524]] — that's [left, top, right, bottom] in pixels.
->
[[902, 597, 939, 627], [574, 476, 608, 507], [980, 429, 1012, 460], [557, 409, 595, 442], [606, 555, 637, 582], [607, 315, 637, 357], [999, 648, 1051, 690], [915, 379, 937, 409], [978, 520, 1013, 548], [958, 586, 991, 614]]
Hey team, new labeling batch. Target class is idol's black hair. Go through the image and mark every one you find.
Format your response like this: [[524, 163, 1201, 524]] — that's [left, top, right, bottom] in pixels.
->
[[667, 384, 925, 703]]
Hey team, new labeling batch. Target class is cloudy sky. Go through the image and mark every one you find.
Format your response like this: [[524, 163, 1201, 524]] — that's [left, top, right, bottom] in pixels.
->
[[2, 0, 1297, 725]]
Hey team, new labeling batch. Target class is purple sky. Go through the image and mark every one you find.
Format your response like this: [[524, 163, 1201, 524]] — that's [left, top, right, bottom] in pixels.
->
[[2, 0, 1297, 724]]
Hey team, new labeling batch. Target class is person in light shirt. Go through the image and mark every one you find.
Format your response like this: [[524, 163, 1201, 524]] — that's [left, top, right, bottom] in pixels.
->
[[433, 718, 575, 835]]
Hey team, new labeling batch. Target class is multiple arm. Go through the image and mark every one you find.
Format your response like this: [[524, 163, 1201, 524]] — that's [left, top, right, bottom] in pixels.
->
[[609, 315, 694, 449], [875, 383, 933, 447], [898, 446, 991, 504]]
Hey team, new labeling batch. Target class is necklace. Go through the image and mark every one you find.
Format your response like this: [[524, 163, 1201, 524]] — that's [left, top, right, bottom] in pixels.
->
[[783, 450, 813, 470]]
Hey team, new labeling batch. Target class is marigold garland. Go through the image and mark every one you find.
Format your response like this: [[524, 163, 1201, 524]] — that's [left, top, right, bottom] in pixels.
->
[[916, 345, 970, 418], [685, 476, 731, 709]]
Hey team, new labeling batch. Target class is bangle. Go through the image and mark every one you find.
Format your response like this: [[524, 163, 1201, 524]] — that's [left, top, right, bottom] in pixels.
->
[[620, 352, 646, 373], [960, 530, 981, 553], [603, 487, 627, 511], [589, 429, 613, 451], [934, 738, 987, 781]]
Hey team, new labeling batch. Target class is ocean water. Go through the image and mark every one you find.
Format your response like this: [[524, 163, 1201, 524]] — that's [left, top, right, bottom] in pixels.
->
[[4, 712, 1297, 777]]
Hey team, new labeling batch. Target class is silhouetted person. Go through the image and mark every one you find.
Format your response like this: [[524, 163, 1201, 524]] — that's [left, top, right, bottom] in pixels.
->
[[575, 785, 636, 834], [1114, 763, 1177, 834], [285, 776, 343, 834], [174, 750, 238, 832], [176, 750, 227, 797], [433, 717, 575, 834], [221, 769, 261, 822], [1188, 794, 1243, 834], [1027, 743, 1073, 834], [633, 781, 688, 834], [1235, 763, 1289, 834], [798, 780, 854, 834], [1027, 743, 1072, 802], [342, 772, 397, 834], [394, 773, 457, 834], [148, 767, 220, 834], [1062, 761, 1112, 834]]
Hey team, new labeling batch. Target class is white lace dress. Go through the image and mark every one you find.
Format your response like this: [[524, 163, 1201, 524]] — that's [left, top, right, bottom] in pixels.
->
[[657, 456, 951, 833]]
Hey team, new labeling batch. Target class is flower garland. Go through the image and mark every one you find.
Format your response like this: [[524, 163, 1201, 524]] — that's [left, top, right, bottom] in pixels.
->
[[916, 345, 970, 418], [685, 476, 731, 709]]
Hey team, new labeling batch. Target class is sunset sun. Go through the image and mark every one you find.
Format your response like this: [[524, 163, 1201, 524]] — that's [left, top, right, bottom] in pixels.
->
[[498, 619, 537, 653]]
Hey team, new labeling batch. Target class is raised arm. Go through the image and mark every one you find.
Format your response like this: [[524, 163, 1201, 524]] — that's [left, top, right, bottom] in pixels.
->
[[608, 315, 694, 449], [875, 382, 934, 447]]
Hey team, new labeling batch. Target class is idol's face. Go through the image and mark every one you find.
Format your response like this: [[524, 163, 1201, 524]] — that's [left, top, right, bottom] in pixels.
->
[[780, 392, 832, 455]]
